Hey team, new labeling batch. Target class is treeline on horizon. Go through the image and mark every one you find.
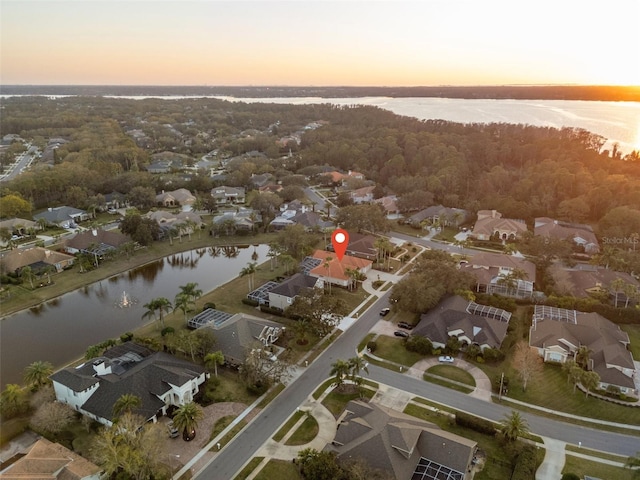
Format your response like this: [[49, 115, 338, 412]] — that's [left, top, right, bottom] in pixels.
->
[[2, 84, 640, 101], [0, 96, 639, 241]]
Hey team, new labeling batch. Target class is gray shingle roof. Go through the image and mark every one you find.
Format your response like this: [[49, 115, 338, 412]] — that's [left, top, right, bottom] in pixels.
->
[[269, 273, 317, 298]]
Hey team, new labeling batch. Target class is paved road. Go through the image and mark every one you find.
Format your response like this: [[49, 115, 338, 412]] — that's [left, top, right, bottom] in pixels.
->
[[0, 145, 39, 182], [196, 289, 640, 479], [304, 187, 336, 218], [391, 230, 478, 257]]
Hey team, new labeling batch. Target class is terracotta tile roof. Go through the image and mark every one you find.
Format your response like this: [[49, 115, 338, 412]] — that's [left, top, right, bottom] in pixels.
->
[[309, 250, 372, 281], [0, 438, 101, 479]]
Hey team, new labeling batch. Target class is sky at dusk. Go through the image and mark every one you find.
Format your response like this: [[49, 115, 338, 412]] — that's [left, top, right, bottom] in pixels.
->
[[1, 0, 639, 86]]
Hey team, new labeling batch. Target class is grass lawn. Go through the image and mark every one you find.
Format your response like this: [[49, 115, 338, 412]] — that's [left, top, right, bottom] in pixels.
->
[[358, 333, 376, 353], [233, 457, 264, 480], [0, 416, 29, 447], [423, 375, 474, 394], [427, 365, 476, 387], [304, 330, 342, 364], [372, 335, 424, 367], [254, 459, 301, 480], [202, 368, 260, 405], [322, 386, 375, 418], [273, 411, 304, 442], [209, 415, 236, 441], [495, 363, 640, 425], [563, 455, 635, 480], [621, 324, 640, 359], [285, 414, 319, 445], [403, 404, 517, 480], [565, 444, 629, 463], [256, 383, 285, 409], [391, 222, 425, 237], [312, 378, 335, 400], [214, 419, 247, 450]]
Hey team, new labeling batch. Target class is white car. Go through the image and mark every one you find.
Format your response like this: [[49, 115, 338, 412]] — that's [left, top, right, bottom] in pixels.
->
[[438, 356, 454, 363]]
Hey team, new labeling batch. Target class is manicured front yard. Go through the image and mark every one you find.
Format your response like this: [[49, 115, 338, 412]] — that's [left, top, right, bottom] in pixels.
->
[[254, 459, 302, 480], [563, 455, 635, 480], [322, 386, 375, 418], [621, 324, 640, 359], [370, 335, 424, 367], [427, 365, 476, 387], [285, 414, 319, 445]]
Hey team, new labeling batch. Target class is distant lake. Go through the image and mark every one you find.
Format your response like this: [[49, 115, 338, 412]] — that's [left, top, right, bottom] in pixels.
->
[[0, 244, 268, 388], [2, 94, 638, 153]]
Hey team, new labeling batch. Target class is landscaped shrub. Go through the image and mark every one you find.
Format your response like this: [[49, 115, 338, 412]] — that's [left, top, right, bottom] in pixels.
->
[[405, 335, 432, 355], [482, 347, 504, 363], [511, 445, 538, 480], [259, 305, 285, 316], [161, 327, 175, 337], [561, 474, 580, 480], [241, 298, 259, 307], [366, 340, 377, 353], [120, 332, 133, 342], [474, 293, 517, 312], [455, 411, 496, 436], [203, 302, 216, 310]]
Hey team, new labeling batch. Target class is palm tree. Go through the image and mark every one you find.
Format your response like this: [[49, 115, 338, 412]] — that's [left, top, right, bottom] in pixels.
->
[[172, 402, 204, 441], [204, 351, 225, 377], [113, 393, 142, 418], [581, 371, 600, 398], [348, 356, 369, 382], [623, 282, 638, 309], [280, 254, 295, 275], [498, 410, 529, 442], [569, 364, 583, 394], [323, 256, 333, 294], [562, 359, 577, 384], [610, 277, 626, 308], [0, 227, 11, 248], [20, 266, 36, 289], [142, 297, 172, 330], [41, 264, 56, 284], [240, 262, 257, 292], [167, 226, 178, 246], [0, 384, 26, 416], [173, 293, 193, 321], [575, 345, 591, 370], [330, 359, 350, 391], [36, 217, 48, 232], [179, 282, 203, 304], [23, 360, 54, 389]]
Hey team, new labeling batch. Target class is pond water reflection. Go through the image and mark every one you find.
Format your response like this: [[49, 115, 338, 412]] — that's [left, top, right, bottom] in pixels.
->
[[0, 244, 268, 387]]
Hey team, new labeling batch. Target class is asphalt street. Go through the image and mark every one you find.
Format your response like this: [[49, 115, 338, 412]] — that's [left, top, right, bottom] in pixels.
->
[[196, 289, 640, 479]]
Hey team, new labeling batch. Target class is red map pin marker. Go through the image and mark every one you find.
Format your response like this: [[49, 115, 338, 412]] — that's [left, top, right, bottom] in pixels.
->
[[331, 229, 349, 261]]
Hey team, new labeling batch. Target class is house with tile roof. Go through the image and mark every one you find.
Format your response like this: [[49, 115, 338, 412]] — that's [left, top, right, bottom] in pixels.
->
[[0, 438, 102, 480], [268, 273, 321, 311], [33, 206, 89, 229], [555, 264, 639, 306], [199, 313, 284, 367], [534, 217, 600, 254], [408, 205, 471, 227], [0, 218, 38, 235], [471, 210, 527, 241], [211, 186, 246, 205], [460, 252, 536, 299], [0, 247, 75, 275], [375, 195, 400, 217], [350, 185, 375, 204], [529, 305, 636, 395], [325, 400, 477, 480], [50, 342, 208, 427], [307, 249, 372, 288], [155, 188, 196, 207], [413, 295, 512, 351], [64, 228, 132, 256]]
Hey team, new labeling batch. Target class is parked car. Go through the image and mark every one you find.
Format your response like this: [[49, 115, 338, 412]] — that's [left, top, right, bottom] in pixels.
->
[[394, 330, 409, 337], [167, 421, 179, 438], [438, 355, 454, 363], [380, 308, 390, 316], [397, 322, 413, 330]]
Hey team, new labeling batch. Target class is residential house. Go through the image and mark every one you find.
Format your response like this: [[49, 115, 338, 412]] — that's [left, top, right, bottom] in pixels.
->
[[103, 191, 129, 210], [0, 218, 38, 247], [413, 295, 512, 351], [325, 400, 477, 480], [0, 247, 74, 275], [326, 231, 378, 261], [50, 342, 208, 427], [555, 264, 639, 306], [268, 273, 321, 311], [471, 210, 528, 241], [321, 170, 365, 186], [350, 185, 375, 204], [529, 305, 636, 395], [64, 228, 132, 256], [146, 211, 203, 237], [290, 211, 333, 232], [307, 249, 372, 288], [409, 205, 470, 227], [460, 252, 536, 299], [211, 186, 246, 205], [33, 206, 89, 229], [155, 188, 196, 207], [534, 217, 600, 254], [250, 173, 275, 189], [375, 195, 400, 218], [0, 438, 102, 480], [197, 312, 284, 367], [212, 209, 260, 235], [259, 184, 284, 194], [145, 161, 171, 174]]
